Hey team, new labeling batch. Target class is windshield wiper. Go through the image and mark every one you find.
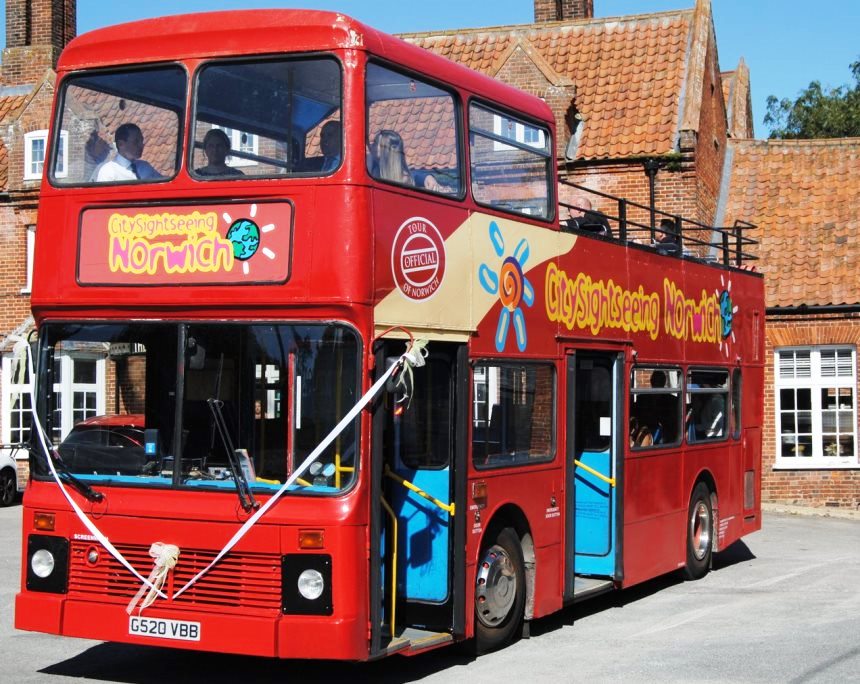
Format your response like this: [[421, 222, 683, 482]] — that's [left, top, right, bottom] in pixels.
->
[[29, 443, 104, 503], [206, 398, 258, 512]]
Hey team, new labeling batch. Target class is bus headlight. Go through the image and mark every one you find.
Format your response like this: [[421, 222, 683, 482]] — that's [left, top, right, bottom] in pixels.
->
[[31, 549, 55, 578], [26, 535, 69, 593], [282, 554, 332, 615], [297, 569, 325, 600]]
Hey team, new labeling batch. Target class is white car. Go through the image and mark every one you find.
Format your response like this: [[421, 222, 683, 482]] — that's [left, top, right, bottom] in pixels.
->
[[0, 444, 27, 506]]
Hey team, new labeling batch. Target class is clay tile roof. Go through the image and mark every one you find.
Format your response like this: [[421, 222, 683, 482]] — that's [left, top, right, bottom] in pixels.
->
[[722, 138, 860, 307], [400, 8, 694, 161]]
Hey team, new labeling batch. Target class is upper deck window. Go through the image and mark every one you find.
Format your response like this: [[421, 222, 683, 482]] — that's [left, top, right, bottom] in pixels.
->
[[366, 63, 461, 197], [192, 57, 342, 179], [52, 66, 186, 185], [469, 102, 552, 220]]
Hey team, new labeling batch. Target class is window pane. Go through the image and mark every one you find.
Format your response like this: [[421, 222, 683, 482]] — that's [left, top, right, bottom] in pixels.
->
[[796, 388, 812, 411], [366, 63, 460, 195], [54, 66, 185, 184], [194, 58, 342, 179], [396, 357, 452, 469], [469, 102, 551, 219], [473, 364, 554, 468], [629, 367, 682, 448], [780, 388, 795, 410], [686, 369, 729, 442], [73, 359, 97, 384]]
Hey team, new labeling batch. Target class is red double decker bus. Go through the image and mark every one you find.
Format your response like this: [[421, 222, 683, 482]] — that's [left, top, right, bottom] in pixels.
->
[[15, 10, 763, 660]]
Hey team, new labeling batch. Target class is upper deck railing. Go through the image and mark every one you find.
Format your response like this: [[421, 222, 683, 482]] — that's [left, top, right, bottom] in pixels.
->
[[559, 179, 758, 269]]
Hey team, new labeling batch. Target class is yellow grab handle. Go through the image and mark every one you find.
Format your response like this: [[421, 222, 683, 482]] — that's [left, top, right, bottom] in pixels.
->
[[384, 466, 455, 516], [574, 459, 616, 487]]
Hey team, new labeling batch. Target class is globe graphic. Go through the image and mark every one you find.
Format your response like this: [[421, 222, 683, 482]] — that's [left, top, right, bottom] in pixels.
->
[[226, 219, 261, 261]]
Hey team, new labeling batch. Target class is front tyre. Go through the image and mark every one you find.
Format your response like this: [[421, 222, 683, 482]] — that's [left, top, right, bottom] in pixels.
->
[[0, 468, 16, 507], [683, 482, 713, 580], [474, 527, 525, 654]]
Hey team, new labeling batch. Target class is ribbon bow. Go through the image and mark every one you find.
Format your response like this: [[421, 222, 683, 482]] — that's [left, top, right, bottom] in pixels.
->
[[127, 542, 180, 615]]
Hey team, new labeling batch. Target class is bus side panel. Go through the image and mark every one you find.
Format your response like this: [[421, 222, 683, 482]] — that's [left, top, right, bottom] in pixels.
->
[[622, 450, 686, 587], [466, 466, 564, 621]]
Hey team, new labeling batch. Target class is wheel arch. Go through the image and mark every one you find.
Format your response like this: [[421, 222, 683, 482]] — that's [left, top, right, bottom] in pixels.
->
[[690, 468, 719, 552], [480, 503, 536, 621]]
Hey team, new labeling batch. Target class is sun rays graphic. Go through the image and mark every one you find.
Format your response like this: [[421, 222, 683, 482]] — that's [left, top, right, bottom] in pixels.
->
[[221, 203, 278, 276], [717, 274, 739, 358]]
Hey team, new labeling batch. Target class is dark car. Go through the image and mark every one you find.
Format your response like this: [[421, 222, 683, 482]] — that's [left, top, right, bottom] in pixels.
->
[[58, 414, 148, 475]]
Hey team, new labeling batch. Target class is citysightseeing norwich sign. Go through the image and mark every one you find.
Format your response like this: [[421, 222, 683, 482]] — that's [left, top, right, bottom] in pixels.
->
[[544, 263, 734, 348], [77, 201, 292, 286]]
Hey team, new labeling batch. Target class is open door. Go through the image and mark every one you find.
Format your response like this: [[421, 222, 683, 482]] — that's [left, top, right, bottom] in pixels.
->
[[566, 351, 623, 581], [370, 341, 466, 655]]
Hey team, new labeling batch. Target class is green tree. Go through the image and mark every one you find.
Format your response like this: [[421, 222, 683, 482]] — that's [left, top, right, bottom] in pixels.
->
[[765, 58, 860, 139]]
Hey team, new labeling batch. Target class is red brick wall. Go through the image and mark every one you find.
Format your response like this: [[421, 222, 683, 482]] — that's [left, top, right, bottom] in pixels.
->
[[3, 0, 76, 82], [763, 315, 860, 509], [534, 0, 593, 22]]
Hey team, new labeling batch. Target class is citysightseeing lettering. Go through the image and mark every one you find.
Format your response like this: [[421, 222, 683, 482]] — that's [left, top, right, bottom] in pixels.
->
[[108, 211, 218, 238], [545, 264, 661, 340], [663, 278, 722, 344], [108, 210, 235, 276]]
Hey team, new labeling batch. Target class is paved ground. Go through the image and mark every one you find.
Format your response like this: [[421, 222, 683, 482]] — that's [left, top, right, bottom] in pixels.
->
[[2, 502, 858, 683]]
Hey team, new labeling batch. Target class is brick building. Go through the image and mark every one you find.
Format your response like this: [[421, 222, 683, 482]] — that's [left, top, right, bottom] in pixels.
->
[[0, 1, 76, 457], [0, 0, 857, 508], [404, 0, 858, 509]]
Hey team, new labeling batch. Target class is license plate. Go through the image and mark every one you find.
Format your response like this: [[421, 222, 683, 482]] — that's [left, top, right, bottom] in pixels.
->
[[129, 615, 201, 642]]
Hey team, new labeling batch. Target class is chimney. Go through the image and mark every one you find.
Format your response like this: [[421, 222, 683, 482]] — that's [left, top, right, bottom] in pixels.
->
[[534, 0, 594, 22], [3, 0, 77, 85]]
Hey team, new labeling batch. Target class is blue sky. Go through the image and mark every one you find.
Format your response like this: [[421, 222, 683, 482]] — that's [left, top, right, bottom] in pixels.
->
[[2, 0, 858, 136]]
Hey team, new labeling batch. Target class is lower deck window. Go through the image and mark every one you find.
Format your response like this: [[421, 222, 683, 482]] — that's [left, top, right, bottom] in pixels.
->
[[686, 369, 729, 443], [472, 362, 554, 468], [629, 367, 682, 448]]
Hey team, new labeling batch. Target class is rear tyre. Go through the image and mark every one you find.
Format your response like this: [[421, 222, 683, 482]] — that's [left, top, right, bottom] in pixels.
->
[[0, 468, 16, 507], [683, 482, 713, 580], [474, 527, 525, 655]]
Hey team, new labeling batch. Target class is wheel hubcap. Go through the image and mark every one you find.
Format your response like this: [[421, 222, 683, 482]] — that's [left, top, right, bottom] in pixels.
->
[[690, 501, 711, 561], [475, 544, 517, 627]]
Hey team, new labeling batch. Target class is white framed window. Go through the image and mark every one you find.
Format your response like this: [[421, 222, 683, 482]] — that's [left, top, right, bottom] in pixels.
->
[[24, 129, 68, 180], [21, 225, 35, 294], [492, 113, 546, 152], [2, 350, 33, 445], [50, 354, 105, 443], [215, 126, 258, 167], [774, 346, 857, 469]]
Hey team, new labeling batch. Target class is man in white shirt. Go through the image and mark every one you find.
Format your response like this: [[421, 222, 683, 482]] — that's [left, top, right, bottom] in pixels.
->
[[95, 123, 162, 182]]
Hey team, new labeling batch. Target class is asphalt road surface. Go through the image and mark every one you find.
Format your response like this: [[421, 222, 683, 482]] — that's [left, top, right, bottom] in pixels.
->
[[2, 503, 858, 683]]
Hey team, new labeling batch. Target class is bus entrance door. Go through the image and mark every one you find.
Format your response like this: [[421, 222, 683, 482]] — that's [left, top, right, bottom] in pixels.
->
[[372, 341, 466, 652], [567, 351, 622, 582]]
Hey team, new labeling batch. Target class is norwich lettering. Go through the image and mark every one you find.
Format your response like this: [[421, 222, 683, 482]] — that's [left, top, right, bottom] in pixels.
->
[[663, 278, 721, 344], [110, 235, 234, 275]]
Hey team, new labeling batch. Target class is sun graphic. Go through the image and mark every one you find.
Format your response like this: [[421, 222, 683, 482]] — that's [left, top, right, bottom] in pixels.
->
[[221, 204, 278, 276], [717, 274, 739, 358], [478, 221, 534, 352]]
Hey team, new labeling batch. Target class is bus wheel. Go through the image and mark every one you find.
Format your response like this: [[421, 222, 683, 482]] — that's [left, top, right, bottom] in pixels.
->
[[474, 527, 525, 654], [683, 482, 713, 580], [0, 468, 16, 507]]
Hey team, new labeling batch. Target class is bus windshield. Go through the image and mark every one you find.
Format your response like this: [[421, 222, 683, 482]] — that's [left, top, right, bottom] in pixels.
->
[[35, 322, 360, 495]]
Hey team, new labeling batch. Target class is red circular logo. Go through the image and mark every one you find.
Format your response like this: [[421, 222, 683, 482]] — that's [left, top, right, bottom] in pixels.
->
[[391, 217, 446, 301]]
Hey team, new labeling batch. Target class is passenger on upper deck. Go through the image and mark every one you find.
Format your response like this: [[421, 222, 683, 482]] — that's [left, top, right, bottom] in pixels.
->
[[195, 129, 245, 178], [369, 129, 454, 193], [371, 129, 414, 186], [657, 217, 681, 255], [319, 120, 342, 173], [94, 123, 162, 182], [563, 196, 613, 238]]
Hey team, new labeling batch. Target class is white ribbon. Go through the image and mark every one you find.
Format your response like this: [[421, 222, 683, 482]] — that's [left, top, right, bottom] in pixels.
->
[[126, 542, 180, 614], [172, 338, 426, 599], [18, 338, 168, 601], [19, 332, 425, 607]]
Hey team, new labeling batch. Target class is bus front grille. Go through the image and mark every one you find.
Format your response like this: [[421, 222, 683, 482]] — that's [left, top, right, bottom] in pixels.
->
[[68, 541, 282, 614]]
